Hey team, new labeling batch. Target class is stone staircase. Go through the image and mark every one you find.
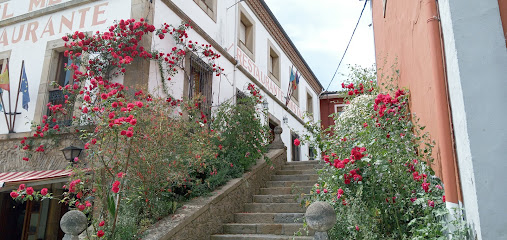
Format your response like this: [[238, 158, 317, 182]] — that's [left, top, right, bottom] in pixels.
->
[[211, 160, 321, 240]]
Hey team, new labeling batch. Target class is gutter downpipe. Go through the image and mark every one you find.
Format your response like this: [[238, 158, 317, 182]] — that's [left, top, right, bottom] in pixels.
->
[[435, 0, 463, 203], [232, 1, 239, 105], [427, 0, 462, 205]]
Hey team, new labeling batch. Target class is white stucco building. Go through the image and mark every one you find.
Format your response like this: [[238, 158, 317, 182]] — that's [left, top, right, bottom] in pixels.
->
[[0, 1, 322, 238], [0, 0, 323, 162]]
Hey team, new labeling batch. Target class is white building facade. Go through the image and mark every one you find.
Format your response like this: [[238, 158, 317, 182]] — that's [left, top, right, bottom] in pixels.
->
[[0, 0, 323, 169], [0, 0, 322, 238]]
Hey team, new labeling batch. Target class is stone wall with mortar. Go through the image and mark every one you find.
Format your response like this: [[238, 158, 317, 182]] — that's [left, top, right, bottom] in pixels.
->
[[0, 132, 80, 173], [143, 148, 287, 240]]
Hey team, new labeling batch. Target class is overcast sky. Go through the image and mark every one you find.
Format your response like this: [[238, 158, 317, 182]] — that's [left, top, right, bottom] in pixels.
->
[[264, 0, 376, 91]]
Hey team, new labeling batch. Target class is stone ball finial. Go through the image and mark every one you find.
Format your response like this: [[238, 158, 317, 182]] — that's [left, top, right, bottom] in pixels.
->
[[305, 201, 337, 232], [60, 210, 87, 236], [274, 126, 282, 134], [268, 126, 285, 149]]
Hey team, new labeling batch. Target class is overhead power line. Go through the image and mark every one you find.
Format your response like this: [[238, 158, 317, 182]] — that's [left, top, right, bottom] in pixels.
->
[[325, 0, 369, 92]]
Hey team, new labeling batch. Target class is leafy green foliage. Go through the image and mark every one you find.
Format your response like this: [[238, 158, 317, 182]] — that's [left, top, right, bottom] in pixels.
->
[[298, 66, 469, 239]]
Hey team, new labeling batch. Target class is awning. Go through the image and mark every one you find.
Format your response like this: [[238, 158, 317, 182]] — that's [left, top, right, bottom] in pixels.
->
[[0, 169, 72, 190]]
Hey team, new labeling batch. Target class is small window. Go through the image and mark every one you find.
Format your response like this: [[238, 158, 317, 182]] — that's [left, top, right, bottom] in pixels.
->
[[306, 92, 313, 115], [291, 132, 300, 162], [239, 21, 247, 45], [268, 118, 279, 144], [238, 7, 255, 59], [309, 146, 316, 160], [267, 43, 280, 86], [188, 54, 213, 118], [334, 104, 345, 115], [291, 84, 299, 104], [194, 0, 217, 21], [47, 52, 76, 127], [53, 52, 73, 89]]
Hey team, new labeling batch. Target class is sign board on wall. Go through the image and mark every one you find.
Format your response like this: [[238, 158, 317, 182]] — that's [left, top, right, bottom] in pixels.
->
[[0, 0, 72, 21], [0, 1, 109, 47], [235, 47, 304, 120]]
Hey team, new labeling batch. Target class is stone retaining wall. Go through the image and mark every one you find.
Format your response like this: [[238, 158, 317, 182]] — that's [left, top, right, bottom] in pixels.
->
[[0, 132, 79, 172], [143, 148, 287, 240]]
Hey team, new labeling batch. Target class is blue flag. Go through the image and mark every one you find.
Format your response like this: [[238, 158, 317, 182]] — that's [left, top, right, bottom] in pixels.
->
[[20, 64, 30, 111]]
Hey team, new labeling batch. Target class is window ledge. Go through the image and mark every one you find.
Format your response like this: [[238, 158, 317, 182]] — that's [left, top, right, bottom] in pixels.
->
[[239, 42, 255, 61]]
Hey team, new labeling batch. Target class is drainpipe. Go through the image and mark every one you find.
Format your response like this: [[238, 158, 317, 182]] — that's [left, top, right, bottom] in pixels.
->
[[425, 0, 461, 204], [232, 0, 240, 105]]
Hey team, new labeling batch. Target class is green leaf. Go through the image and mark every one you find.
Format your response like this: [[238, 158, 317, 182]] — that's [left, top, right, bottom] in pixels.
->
[[108, 195, 116, 217]]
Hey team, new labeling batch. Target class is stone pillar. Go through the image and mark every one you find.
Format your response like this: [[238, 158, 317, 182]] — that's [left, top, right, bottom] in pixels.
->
[[305, 201, 337, 240], [268, 126, 284, 149], [60, 210, 87, 240], [124, 0, 155, 92]]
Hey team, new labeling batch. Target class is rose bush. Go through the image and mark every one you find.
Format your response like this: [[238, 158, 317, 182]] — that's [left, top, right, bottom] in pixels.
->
[[12, 19, 268, 239], [298, 66, 468, 239]]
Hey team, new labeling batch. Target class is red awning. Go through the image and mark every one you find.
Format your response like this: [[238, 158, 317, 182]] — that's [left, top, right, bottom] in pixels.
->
[[0, 169, 72, 189]]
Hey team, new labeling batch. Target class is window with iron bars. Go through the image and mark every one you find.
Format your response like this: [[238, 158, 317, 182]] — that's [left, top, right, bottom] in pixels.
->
[[188, 54, 213, 119], [47, 52, 76, 127]]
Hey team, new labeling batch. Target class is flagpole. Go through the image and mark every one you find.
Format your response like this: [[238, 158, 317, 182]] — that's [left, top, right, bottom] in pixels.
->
[[0, 90, 8, 132], [11, 60, 24, 133], [5, 58, 14, 132]]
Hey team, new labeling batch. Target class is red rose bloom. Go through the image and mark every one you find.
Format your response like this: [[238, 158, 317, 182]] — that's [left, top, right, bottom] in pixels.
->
[[294, 138, 300, 146], [18, 184, 26, 191], [99, 221, 105, 227], [26, 187, 34, 195], [97, 230, 105, 237], [78, 204, 86, 211], [41, 188, 48, 196], [10, 191, 19, 198]]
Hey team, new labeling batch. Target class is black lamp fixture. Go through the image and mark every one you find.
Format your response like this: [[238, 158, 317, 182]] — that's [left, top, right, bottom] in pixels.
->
[[283, 115, 288, 124], [61, 146, 83, 162], [262, 99, 269, 110]]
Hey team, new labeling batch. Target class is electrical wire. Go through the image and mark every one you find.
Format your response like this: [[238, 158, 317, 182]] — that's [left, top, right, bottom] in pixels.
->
[[325, 0, 369, 92]]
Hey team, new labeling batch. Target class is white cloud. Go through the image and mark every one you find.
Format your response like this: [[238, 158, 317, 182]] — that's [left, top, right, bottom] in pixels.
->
[[264, 0, 376, 91]]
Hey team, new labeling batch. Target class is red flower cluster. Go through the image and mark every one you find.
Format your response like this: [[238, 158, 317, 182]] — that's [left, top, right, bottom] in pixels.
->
[[68, 179, 81, 193], [373, 89, 406, 118], [247, 83, 264, 103], [112, 180, 120, 193], [341, 82, 374, 96]]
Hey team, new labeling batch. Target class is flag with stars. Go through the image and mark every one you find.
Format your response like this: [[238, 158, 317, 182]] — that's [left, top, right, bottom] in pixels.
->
[[20, 64, 30, 111]]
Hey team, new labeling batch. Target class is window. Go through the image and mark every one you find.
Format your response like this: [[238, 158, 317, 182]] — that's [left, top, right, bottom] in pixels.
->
[[334, 104, 346, 116], [187, 54, 213, 118], [268, 116, 280, 144], [194, 0, 217, 21], [309, 146, 316, 160], [291, 84, 299, 104], [306, 92, 313, 116], [47, 52, 76, 127], [291, 132, 301, 162], [238, 6, 255, 59], [0, 185, 68, 239], [267, 41, 280, 86]]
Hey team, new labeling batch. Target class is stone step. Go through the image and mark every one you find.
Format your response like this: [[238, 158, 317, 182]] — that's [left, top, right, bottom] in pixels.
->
[[223, 223, 308, 235], [281, 164, 323, 171], [260, 186, 313, 195], [271, 174, 319, 182], [266, 180, 315, 188], [244, 203, 305, 213], [253, 194, 301, 203], [285, 160, 321, 166], [276, 169, 317, 175], [234, 213, 305, 224], [211, 234, 313, 240]]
